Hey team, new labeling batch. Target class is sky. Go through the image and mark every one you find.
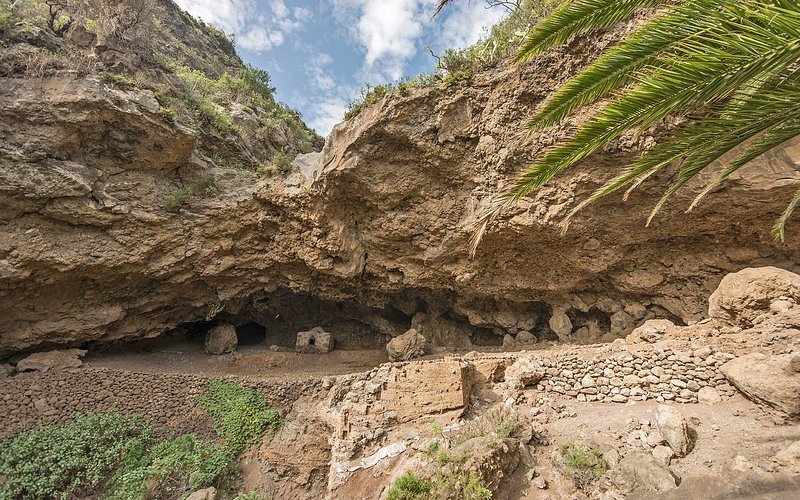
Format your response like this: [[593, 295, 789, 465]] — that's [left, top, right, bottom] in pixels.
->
[[173, 0, 507, 136]]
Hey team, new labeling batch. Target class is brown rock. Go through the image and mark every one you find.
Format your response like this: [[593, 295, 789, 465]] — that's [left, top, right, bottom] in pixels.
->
[[386, 329, 426, 362], [720, 353, 800, 418], [604, 452, 678, 495], [204, 324, 237, 355], [708, 267, 800, 329], [17, 349, 87, 372], [655, 405, 693, 457]]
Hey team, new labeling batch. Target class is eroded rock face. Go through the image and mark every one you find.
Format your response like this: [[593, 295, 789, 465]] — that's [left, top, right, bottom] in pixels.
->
[[2, 12, 800, 354]]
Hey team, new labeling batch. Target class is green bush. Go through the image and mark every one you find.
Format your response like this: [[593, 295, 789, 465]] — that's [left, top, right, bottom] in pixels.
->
[[163, 186, 194, 210], [104, 72, 136, 90], [0, 412, 154, 499], [554, 442, 607, 489], [387, 472, 432, 500], [158, 106, 177, 123]]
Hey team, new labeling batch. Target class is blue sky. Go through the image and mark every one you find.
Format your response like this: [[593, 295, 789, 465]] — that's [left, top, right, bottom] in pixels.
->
[[173, 0, 506, 135]]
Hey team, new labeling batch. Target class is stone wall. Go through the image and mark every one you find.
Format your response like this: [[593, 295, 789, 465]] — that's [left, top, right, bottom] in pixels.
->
[[0, 367, 320, 438]]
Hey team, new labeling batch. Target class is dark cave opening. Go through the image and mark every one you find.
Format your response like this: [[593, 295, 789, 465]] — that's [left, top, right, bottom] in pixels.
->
[[235, 322, 267, 346]]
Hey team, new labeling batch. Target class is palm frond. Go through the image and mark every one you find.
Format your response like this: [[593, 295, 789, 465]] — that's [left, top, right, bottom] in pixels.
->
[[773, 189, 800, 241], [475, 0, 800, 250], [517, 0, 665, 61]]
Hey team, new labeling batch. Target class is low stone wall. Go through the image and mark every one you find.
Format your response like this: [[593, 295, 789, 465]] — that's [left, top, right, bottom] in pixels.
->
[[0, 367, 321, 438], [530, 345, 736, 404]]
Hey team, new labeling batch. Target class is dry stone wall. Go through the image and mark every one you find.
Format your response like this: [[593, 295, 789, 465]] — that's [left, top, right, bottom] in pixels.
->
[[0, 367, 320, 438]]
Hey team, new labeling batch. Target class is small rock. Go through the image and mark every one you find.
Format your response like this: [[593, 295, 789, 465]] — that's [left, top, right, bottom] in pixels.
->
[[532, 477, 547, 489], [602, 448, 621, 468], [186, 487, 217, 500], [697, 386, 722, 405], [732, 454, 753, 472], [652, 445, 673, 465], [774, 440, 800, 474], [791, 354, 800, 373]]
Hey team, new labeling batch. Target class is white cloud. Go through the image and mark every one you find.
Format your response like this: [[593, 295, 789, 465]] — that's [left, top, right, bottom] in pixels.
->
[[308, 53, 336, 91], [175, 0, 309, 53], [174, 0, 255, 33], [239, 26, 285, 52], [308, 97, 351, 136], [435, 1, 507, 50]]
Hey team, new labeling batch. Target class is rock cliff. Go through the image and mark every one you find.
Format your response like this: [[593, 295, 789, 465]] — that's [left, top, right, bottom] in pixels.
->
[[2, 1, 799, 355]]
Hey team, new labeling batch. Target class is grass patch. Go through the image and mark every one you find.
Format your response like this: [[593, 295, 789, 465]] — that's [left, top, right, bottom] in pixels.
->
[[554, 442, 607, 490], [163, 186, 194, 210], [158, 106, 177, 123], [104, 72, 136, 90], [387, 472, 431, 500]]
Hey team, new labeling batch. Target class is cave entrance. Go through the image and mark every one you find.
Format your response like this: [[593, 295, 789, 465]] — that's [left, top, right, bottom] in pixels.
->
[[235, 322, 266, 346]]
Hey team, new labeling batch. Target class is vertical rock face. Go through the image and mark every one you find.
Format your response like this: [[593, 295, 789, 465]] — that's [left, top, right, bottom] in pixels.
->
[[2, 2, 800, 354]]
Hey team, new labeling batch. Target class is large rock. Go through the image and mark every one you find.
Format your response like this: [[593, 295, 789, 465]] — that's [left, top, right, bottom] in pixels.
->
[[708, 267, 800, 329], [386, 329, 426, 361], [204, 324, 238, 355], [504, 356, 545, 390], [603, 452, 678, 495], [17, 348, 87, 372], [720, 353, 800, 418], [655, 405, 693, 457], [627, 319, 675, 344]]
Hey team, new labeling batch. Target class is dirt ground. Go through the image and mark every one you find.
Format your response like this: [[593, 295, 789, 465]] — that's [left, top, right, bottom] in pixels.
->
[[84, 334, 390, 381]]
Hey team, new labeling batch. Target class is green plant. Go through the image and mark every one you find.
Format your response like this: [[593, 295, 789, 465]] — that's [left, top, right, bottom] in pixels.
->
[[554, 442, 607, 489], [430, 420, 444, 436], [387, 472, 432, 500], [200, 175, 219, 196], [425, 441, 440, 456], [205, 300, 223, 320], [104, 72, 136, 90], [85, 18, 96, 33], [158, 106, 177, 123], [163, 186, 193, 210], [462, 474, 493, 499], [198, 379, 282, 456], [471, 0, 800, 246], [0, 412, 153, 499]]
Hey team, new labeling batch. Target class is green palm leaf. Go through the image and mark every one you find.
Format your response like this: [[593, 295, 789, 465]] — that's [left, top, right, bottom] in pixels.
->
[[482, 0, 800, 245]]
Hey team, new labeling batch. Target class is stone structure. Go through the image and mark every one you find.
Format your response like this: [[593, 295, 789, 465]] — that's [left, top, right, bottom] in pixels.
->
[[295, 327, 333, 353]]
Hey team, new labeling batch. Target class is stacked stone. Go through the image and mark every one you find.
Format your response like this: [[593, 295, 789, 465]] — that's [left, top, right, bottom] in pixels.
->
[[533, 346, 736, 404], [0, 368, 319, 438]]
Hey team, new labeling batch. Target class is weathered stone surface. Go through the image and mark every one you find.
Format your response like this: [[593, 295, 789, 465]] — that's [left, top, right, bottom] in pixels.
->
[[204, 324, 237, 355], [296, 326, 333, 353], [655, 405, 693, 457], [186, 487, 217, 500], [697, 386, 722, 405], [17, 349, 87, 372], [505, 356, 545, 390], [627, 319, 675, 344], [652, 445, 674, 465], [603, 452, 678, 495], [708, 267, 800, 329], [774, 440, 800, 474], [720, 353, 800, 417], [386, 329, 426, 362]]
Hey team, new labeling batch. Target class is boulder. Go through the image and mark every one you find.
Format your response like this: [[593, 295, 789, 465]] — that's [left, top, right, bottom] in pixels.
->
[[515, 330, 537, 345], [652, 445, 674, 465], [655, 405, 693, 457], [627, 319, 675, 344], [697, 386, 722, 405], [17, 348, 87, 372], [204, 324, 238, 355], [295, 326, 333, 353], [386, 329, 426, 362], [708, 267, 800, 329], [774, 440, 800, 474], [504, 356, 546, 390], [453, 436, 520, 491], [548, 307, 573, 339], [720, 352, 800, 418], [603, 452, 678, 495]]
